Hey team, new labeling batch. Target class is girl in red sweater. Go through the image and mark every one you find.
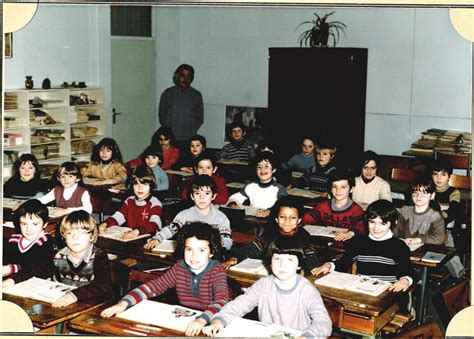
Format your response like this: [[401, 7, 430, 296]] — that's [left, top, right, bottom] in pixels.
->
[[101, 222, 229, 337]]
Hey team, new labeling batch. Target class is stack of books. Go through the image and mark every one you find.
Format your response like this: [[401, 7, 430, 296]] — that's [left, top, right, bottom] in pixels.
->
[[71, 139, 96, 155], [4, 93, 18, 110], [31, 129, 66, 143], [410, 129, 471, 155], [30, 109, 57, 126], [32, 143, 60, 160]]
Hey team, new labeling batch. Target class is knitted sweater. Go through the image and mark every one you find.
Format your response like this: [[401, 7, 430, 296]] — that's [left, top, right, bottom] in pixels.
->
[[212, 275, 332, 338], [106, 195, 163, 235], [121, 259, 229, 324], [333, 233, 416, 283], [151, 165, 169, 191], [281, 153, 316, 173], [352, 176, 392, 206], [152, 205, 232, 250], [181, 175, 229, 205], [302, 199, 366, 235], [231, 225, 320, 273], [302, 162, 337, 193], [3, 176, 47, 198], [81, 161, 128, 184], [214, 140, 256, 161], [227, 180, 287, 210], [435, 184, 462, 226], [5, 232, 54, 279], [394, 206, 445, 244]]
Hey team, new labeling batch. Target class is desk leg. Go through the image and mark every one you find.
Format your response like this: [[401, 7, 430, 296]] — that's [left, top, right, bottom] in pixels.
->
[[55, 322, 64, 334], [417, 266, 429, 324]]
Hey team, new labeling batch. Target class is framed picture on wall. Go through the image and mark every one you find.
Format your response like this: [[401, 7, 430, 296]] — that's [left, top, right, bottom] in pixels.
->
[[5, 33, 12, 58]]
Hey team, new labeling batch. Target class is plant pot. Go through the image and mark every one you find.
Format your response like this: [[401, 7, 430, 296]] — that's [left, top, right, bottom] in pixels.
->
[[311, 25, 329, 47]]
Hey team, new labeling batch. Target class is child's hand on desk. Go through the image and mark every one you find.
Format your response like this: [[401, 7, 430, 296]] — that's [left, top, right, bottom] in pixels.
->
[[388, 277, 410, 292], [334, 231, 354, 242], [202, 320, 224, 337], [255, 209, 270, 218], [222, 257, 238, 270], [98, 222, 107, 234], [403, 238, 421, 245], [181, 167, 193, 173], [121, 229, 140, 240], [2, 278, 15, 288], [311, 263, 331, 276], [144, 239, 160, 250], [185, 318, 206, 336], [51, 208, 69, 219], [52, 292, 77, 308], [101, 301, 128, 318]]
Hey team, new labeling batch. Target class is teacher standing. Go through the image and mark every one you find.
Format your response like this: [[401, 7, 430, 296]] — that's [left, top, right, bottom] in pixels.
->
[[158, 64, 204, 148]]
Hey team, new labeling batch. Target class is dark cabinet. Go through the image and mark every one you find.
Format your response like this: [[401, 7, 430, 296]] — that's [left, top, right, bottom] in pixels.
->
[[267, 48, 368, 169]]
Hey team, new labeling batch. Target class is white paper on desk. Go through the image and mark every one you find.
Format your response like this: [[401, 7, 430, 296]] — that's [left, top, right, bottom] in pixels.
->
[[315, 271, 390, 297], [218, 205, 261, 217], [226, 182, 246, 189], [217, 159, 249, 166], [99, 226, 150, 242], [229, 258, 269, 276], [291, 171, 304, 178], [217, 317, 301, 337], [151, 240, 177, 254], [3, 276, 76, 304], [287, 188, 320, 199], [165, 169, 194, 177], [407, 242, 424, 252], [117, 300, 202, 332], [3, 221, 15, 228], [303, 225, 346, 238], [3, 198, 27, 209]]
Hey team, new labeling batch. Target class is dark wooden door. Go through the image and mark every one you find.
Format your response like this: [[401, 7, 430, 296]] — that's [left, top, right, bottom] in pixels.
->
[[267, 48, 368, 169]]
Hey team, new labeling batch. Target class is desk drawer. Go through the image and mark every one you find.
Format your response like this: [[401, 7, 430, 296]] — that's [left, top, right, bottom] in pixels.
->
[[342, 303, 398, 335]]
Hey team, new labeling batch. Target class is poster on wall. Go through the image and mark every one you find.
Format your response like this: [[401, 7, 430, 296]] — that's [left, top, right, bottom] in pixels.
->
[[225, 105, 267, 145]]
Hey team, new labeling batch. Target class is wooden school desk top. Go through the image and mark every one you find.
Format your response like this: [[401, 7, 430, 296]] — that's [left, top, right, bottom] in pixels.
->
[[67, 303, 184, 336], [3, 293, 105, 330]]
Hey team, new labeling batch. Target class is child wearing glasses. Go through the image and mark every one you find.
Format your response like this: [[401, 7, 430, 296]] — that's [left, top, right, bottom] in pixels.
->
[[3, 210, 113, 308], [392, 177, 445, 245]]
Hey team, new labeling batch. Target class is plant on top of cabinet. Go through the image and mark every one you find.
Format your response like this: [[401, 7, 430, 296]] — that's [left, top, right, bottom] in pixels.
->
[[296, 11, 347, 47]]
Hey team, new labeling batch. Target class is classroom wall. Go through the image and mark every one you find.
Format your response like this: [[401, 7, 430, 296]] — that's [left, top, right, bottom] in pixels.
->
[[154, 6, 472, 155], [4, 5, 472, 158]]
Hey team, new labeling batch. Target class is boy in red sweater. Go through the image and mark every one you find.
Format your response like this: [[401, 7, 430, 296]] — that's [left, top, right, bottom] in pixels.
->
[[181, 153, 229, 205], [302, 168, 365, 241], [99, 166, 163, 240]]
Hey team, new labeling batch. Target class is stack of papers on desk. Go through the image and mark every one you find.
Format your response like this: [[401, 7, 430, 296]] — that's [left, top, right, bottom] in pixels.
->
[[117, 300, 202, 332], [315, 271, 390, 296], [151, 240, 177, 254], [217, 317, 301, 337], [287, 188, 320, 199], [303, 225, 346, 238], [3, 277, 76, 304], [99, 226, 150, 242], [229, 258, 269, 276]]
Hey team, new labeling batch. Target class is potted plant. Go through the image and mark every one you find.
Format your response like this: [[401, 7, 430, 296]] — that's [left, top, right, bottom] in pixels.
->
[[296, 11, 347, 47]]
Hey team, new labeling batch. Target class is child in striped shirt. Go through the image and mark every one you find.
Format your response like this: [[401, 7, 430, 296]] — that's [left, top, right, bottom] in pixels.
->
[[101, 222, 230, 337]]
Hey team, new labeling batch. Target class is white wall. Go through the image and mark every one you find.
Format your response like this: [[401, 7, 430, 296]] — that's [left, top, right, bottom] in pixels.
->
[[5, 5, 471, 157], [154, 6, 472, 155]]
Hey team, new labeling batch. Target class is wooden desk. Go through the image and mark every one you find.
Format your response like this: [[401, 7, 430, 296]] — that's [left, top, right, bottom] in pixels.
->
[[409, 244, 458, 324], [67, 302, 183, 336], [3, 294, 105, 334], [227, 270, 399, 337]]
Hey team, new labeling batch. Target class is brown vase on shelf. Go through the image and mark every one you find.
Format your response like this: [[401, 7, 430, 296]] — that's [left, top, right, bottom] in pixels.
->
[[25, 76, 34, 89]]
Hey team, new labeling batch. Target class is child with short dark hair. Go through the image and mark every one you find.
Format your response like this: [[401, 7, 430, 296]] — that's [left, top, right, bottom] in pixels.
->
[[145, 175, 232, 250], [99, 165, 163, 240], [203, 236, 332, 338], [214, 121, 256, 161], [101, 222, 230, 337], [3, 210, 113, 308], [281, 136, 316, 173], [141, 145, 169, 192], [38, 161, 92, 218], [302, 168, 365, 241], [429, 158, 463, 230], [172, 134, 207, 173], [302, 140, 337, 194], [81, 137, 128, 186], [2, 200, 54, 279], [180, 154, 229, 205], [393, 177, 445, 245], [4, 154, 48, 198], [227, 151, 287, 218], [222, 196, 320, 273], [314, 200, 416, 293]]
